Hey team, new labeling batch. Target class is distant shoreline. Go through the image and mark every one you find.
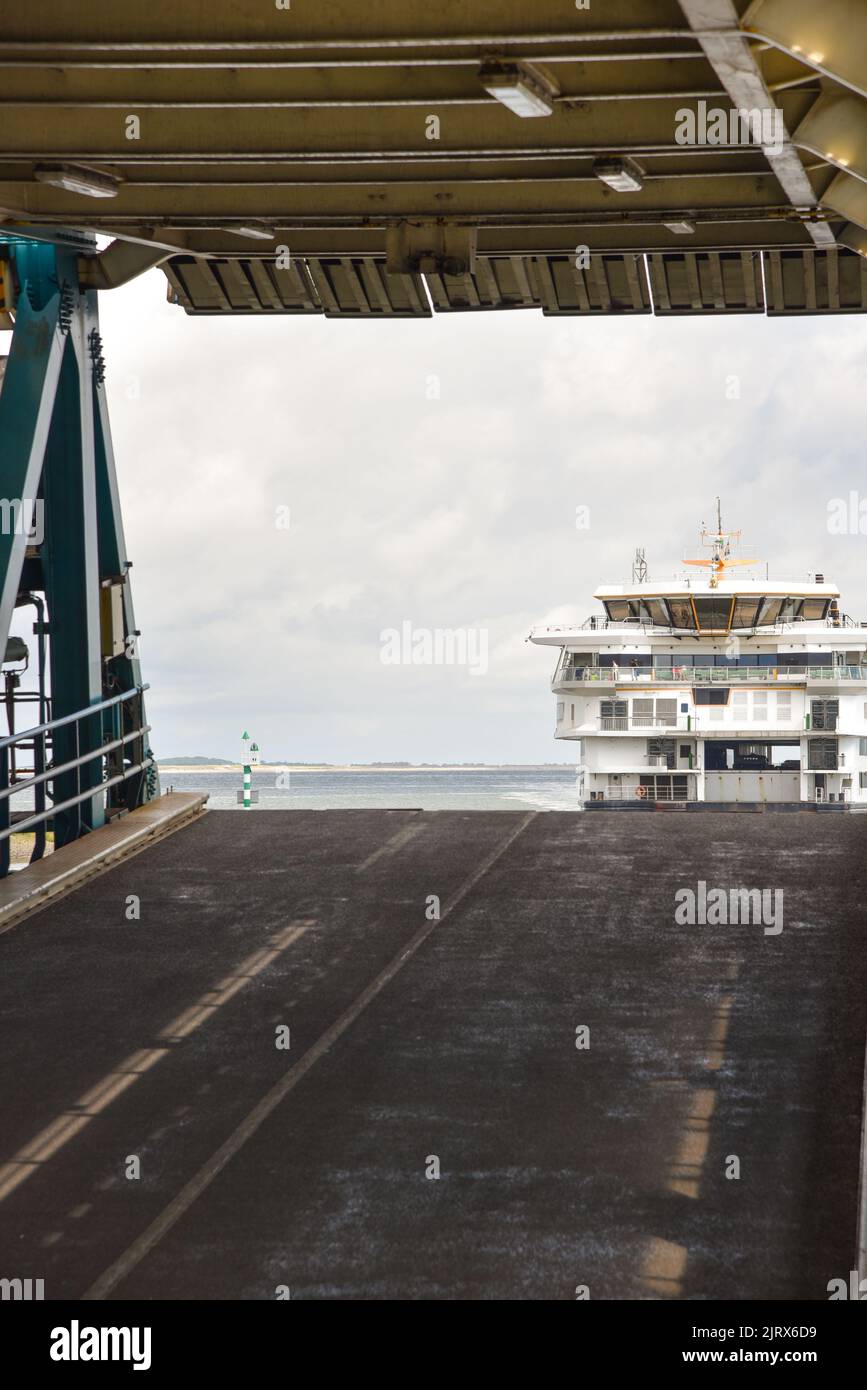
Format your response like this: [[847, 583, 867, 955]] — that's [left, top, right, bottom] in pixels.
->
[[157, 764, 574, 775]]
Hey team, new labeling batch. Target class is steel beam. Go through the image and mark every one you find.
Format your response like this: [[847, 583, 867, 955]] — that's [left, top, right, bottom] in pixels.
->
[[0, 247, 65, 647], [77, 239, 173, 290], [744, 0, 867, 103], [39, 271, 105, 839], [0, 60, 724, 107], [0, 2, 695, 47], [85, 296, 156, 812], [0, 174, 804, 225], [678, 0, 836, 248], [0, 91, 817, 158], [793, 89, 867, 187]]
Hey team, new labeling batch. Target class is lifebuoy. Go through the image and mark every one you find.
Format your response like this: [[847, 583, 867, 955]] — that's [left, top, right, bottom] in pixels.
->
[[635, 785, 647, 799]]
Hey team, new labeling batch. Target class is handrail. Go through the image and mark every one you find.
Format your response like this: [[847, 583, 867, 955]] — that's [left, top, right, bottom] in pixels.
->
[[557, 665, 864, 684], [4, 757, 155, 840], [0, 685, 152, 867], [0, 723, 152, 803], [0, 685, 149, 750], [537, 614, 867, 636]]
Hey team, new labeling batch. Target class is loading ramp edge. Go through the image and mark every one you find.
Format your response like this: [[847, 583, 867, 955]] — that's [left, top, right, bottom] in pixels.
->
[[0, 792, 208, 937]]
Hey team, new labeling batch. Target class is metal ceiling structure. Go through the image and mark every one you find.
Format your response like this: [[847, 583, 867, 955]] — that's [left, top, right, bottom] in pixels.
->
[[1, 0, 867, 316]]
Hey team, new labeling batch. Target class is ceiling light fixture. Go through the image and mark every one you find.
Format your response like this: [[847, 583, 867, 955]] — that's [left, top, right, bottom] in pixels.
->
[[33, 164, 120, 199], [223, 222, 276, 241], [479, 60, 556, 118], [663, 219, 696, 234], [593, 157, 644, 193]]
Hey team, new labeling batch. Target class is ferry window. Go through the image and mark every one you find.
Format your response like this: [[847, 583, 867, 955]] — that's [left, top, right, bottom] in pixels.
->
[[861, 773, 867, 789], [632, 698, 654, 727], [731, 597, 761, 627], [667, 597, 696, 629], [808, 738, 838, 771], [800, 599, 829, 620], [776, 693, 792, 720], [757, 597, 786, 625], [860, 739, 867, 756], [694, 688, 728, 704], [811, 699, 838, 731], [556, 702, 564, 722], [600, 700, 627, 728], [752, 693, 768, 721], [604, 601, 631, 622], [641, 599, 669, 625], [693, 596, 731, 629], [656, 699, 677, 726]]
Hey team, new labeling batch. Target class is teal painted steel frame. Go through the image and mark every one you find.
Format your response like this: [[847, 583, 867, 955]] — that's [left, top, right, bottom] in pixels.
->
[[0, 238, 158, 854]]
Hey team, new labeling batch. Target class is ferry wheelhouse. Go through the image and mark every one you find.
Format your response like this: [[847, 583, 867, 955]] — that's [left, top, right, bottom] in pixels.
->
[[530, 519, 867, 810]]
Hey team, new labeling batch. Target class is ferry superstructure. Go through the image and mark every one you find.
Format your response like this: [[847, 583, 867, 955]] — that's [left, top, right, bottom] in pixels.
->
[[530, 517, 867, 810]]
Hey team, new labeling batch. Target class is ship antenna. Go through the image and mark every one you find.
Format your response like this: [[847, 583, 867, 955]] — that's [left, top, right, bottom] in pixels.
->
[[632, 547, 648, 583]]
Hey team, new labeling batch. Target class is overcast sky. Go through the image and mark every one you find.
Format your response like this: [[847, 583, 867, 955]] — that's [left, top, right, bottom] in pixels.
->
[[33, 273, 867, 763]]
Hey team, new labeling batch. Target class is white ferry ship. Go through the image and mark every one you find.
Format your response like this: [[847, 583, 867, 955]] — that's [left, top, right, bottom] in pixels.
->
[[530, 510, 867, 811]]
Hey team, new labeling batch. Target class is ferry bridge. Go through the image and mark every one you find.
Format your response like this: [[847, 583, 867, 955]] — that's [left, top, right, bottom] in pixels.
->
[[0, 1, 866, 1300]]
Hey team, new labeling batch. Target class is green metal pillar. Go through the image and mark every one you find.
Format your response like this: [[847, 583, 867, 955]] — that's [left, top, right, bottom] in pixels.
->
[[0, 234, 158, 851]]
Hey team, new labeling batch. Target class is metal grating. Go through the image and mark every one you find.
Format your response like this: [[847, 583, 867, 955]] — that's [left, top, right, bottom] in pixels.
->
[[426, 256, 539, 312], [531, 254, 651, 316], [305, 258, 430, 318], [763, 248, 867, 314], [163, 249, 867, 318], [164, 257, 321, 315], [648, 252, 764, 315]]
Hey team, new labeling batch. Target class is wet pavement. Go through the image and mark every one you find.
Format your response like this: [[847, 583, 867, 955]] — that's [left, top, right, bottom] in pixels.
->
[[0, 809, 864, 1300]]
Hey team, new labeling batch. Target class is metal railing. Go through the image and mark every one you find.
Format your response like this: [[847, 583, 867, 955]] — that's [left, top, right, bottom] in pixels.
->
[[0, 686, 153, 877], [599, 715, 680, 731], [557, 664, 865, 685], [533, 614, 867, 638], [596, 780, 696, 802]]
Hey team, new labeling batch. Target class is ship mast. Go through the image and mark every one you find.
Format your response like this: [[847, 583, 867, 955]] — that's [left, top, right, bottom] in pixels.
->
[[683, 499, 755, 587]]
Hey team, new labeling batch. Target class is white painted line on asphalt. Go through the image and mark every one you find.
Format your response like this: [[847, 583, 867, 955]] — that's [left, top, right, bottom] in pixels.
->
[[82, 811, 537, 1300]]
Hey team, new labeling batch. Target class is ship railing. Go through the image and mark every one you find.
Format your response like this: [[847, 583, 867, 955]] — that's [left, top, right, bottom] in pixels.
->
[[559, 616, 867, 637], [596, 780, 696, 802], [599, 716, 681, 731], [556, 664, 864, 685]]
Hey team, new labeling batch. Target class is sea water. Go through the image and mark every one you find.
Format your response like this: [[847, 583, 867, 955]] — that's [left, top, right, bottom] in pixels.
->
[[158, 767, 581, 813]]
